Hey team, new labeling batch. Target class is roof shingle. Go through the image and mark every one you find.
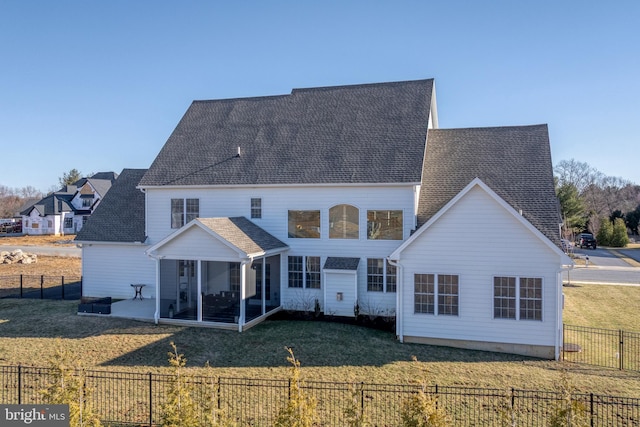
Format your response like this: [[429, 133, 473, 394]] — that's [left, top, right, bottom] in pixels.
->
[[417, 125, 562, 246], [139, 79, 434, 187]]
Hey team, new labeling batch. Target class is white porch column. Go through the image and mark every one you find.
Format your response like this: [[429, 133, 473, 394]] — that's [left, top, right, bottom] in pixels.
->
[[197, 260, 202, 322]]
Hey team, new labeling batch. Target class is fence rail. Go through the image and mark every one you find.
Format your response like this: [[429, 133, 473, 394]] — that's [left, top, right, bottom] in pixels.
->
[[563, 323, 640, 371], [1, 365, 639, 426], [0, 274, 82, 300]]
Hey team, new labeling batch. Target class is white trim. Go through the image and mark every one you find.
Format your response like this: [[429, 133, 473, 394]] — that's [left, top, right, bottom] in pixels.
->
[[390, 178, 571, 265], [138, 182, 420, 191]]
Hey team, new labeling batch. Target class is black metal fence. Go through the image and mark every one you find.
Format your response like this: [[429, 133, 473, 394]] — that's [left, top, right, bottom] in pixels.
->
[[0, 274, 82, 300], [1, 365, 639, 426], [563, 324, 640, 371]]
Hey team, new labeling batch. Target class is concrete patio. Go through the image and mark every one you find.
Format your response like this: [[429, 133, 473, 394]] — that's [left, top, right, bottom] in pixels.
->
[[109, 298, 155, 322]]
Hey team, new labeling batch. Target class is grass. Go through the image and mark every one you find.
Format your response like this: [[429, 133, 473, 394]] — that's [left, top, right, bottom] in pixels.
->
[[0, 297, 639, 398], [0, 244, 639, 398], [0, 234, 77, 246], [563, 283, 640, 330]]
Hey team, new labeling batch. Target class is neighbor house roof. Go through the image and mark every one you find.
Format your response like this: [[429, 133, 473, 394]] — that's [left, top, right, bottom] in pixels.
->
[[138, 79, 434, 187], [75, 169, 148, 243], [20, 193, 73, 216], [417, 125, 562, 246]]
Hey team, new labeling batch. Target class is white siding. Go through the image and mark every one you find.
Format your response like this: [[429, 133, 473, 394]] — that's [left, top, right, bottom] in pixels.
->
[[153, 226, 240, 260], [398, 186, 561, 347], [82, 243, 155, 299], [145, 185, 416, 314], [324, 271, 357, 316]]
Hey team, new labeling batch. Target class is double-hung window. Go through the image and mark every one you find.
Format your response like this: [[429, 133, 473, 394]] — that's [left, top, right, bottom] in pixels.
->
[[366, 258, 396, 292], [414, 273, 459, 315], [171, 198, 199, 228], [251, 198, 262, 219], [493, 276, 542, 321], [288, 256, 321, 289]]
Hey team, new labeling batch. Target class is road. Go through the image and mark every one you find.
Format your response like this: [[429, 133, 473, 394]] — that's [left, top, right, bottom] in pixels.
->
[[564, 247, 640, 286]]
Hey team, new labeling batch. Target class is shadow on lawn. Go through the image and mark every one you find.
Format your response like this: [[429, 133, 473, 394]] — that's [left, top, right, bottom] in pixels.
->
[[100, 318, 535, 369]]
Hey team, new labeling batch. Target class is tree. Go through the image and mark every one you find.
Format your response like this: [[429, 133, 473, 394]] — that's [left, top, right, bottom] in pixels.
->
[[59, 169, 83, 188], [556, 182, 586, 236], [611, 218, 629, 247], [596, 217, 613, 247], [626, 205, 640, 235]]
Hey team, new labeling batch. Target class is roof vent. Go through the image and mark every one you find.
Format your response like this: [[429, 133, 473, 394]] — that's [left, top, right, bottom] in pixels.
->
[[519, 209, 523, 215], [237, 146, 241, 157]]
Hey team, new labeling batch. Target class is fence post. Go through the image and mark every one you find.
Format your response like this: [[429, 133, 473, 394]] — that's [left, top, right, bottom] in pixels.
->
[[360, 382, 364, 419], [61, 276, 65, 300], [619, 330, 624, 371], [217, 377, 221, 411], [20, 275, 23, 298], [149, 372, 153, 427], [590, 393, 594, 427], [18, 365, 22, 405], [562, 324, 566, 361], [40, 275, 44, 299]]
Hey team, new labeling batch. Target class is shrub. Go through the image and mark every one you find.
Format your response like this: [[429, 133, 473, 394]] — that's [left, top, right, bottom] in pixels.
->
[[160, 342, 200, 427], [40, 343, 102, 427], [596, 218, 613, 246], [399, 356, 448, 427], [273, 347, 318, 427], [548, 370, 589, 427], [610, 218, 629, 247], [343, 381, 370, 427]]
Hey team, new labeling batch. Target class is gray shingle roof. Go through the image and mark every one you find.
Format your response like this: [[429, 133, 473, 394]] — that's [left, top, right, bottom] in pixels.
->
[[417, 125, 562, 246], [76, 169, 147, 243], [197, 217, 287, 255], [323, 257, 360, 270], [139, 79, 433, 186]]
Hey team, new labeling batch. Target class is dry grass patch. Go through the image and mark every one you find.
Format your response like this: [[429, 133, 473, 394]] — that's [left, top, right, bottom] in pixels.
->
[[0, 255, 81, 278], [0, 234, 76, 246]]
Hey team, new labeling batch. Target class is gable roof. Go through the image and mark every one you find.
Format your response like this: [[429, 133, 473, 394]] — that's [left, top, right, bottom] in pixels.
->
[[417, 125, 562, 246], [147, 217, 288, 258], [139, 79, 434, 187], [20, 193, 73, 216], [393, 178, 571, 264], [75, 169, 147, 243]]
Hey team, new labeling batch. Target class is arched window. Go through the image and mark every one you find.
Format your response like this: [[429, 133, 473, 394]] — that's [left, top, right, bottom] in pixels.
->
[[329, 204, 359, 239]]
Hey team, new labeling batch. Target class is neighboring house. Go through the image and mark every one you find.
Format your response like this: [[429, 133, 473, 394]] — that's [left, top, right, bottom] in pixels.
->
[[21, 172, 117, 235], [76, 79, 572, 359]]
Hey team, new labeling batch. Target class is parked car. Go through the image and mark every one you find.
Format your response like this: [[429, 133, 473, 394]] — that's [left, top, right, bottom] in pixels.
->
[[575, 233, 597, 249]]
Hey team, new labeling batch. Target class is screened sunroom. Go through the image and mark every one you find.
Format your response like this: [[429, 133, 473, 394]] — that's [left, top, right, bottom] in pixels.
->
[[146, 217, 288, 331]]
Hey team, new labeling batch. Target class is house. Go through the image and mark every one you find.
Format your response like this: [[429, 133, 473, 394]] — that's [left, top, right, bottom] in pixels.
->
[[21, 172, 117, 235], [76, 79, 572, 358]]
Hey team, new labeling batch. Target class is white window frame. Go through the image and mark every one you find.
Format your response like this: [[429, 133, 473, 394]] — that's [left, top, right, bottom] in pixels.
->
[[171, 198, 199, 229], [366, 258, 396, 293], [414, 273, 459, 316], [493, 276, 543, 321], [288, 255, 321, 289]]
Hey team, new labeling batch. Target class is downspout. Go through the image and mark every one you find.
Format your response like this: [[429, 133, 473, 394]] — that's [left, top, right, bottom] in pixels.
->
[[387, 257, 403, 343], [238, 258, 250, 332], [152, 255, 162, 324]]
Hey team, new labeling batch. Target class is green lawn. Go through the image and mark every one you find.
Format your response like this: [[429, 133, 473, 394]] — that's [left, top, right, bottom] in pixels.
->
[[0, 288, 639, 398], [562, 283, 640, 330]]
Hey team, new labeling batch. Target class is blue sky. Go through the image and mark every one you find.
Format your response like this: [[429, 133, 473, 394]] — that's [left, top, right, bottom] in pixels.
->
[[1, 1, 638, 192]]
